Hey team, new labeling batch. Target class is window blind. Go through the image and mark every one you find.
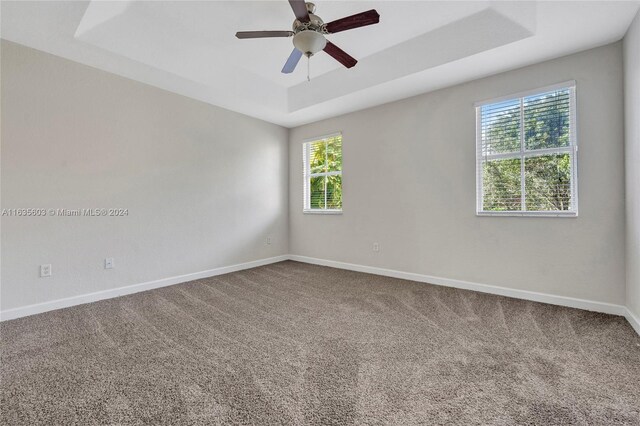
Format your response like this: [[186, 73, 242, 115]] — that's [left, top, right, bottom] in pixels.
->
[[476, 83, 577, 216], [303, 134, 343, 212]]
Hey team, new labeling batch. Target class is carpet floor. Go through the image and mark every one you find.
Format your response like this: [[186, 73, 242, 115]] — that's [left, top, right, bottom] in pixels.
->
[[1, 261, 639, 425]]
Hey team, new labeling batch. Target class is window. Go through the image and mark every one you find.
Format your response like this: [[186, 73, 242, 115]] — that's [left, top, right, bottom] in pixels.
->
[[303, 133, 342, 213], [475, 82, 578, 216]]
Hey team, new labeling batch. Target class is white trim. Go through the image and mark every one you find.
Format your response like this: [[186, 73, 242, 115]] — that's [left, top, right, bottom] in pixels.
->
[[308, 171, 342, 177], [288, 255, 627, 317], [483, 146, 574, 161], [519, 97, 526, 211], [474, 80, 577, 107], [477, 211, 577, 218], [475, 106, 483, 214], [625, 308, 640, 336], [0, 255, 289, 322], [569, 85, 579, 214], [303, 209, 343, 215], [302, 131, 342, 144]]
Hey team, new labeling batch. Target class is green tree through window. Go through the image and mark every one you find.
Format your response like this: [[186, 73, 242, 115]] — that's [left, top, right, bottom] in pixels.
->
[[304, 135, 342, 211], [477, 85, 577, 215]]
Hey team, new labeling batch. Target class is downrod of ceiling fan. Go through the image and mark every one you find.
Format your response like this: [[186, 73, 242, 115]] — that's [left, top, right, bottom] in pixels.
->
[[305, 2, 316, 14]]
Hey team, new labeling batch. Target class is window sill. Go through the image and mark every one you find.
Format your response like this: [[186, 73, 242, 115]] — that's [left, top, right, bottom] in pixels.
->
[[303, 209, 343, 215], [477, 211, 578, 218]]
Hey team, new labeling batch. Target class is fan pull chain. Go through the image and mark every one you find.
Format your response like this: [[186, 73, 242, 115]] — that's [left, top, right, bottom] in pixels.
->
[[307, 55, 311, 82]]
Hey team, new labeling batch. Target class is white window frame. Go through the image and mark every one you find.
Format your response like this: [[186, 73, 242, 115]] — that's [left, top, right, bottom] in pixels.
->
[[303, 132, 343, 214], [475, 81, 578, 217]]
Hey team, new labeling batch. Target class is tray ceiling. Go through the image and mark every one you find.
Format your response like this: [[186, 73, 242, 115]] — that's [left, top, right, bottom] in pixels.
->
[[2, 1, 639, 127]]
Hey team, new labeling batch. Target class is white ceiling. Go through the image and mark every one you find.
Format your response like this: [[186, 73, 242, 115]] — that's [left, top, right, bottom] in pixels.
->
[[2, 1, 639, 127]]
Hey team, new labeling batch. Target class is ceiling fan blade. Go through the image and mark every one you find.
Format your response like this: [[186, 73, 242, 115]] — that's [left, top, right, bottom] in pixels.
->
[[325, 9, 380, 34], [236, 31, 294, 39], [323, 41, 357, 68], [288, 0, 310, 22], [282, 48, 303, 74]]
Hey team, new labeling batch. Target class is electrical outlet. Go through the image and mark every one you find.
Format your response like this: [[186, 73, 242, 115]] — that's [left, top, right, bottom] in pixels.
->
[[266, 236, 272, 245], [373, 242, 380, 252], [40, 264, 52, 277], [105, 258, 114, 269]]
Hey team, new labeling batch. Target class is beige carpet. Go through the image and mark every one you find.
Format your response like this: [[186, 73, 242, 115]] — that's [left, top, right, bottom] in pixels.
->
[[1, 261, 639, 425]]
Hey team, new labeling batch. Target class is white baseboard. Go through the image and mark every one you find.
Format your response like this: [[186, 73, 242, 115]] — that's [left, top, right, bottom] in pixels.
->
[[288, 255, 628, 317], [3, 254, 638, 337], [0, 255, 289, 322], [625, 308, 640, 336]]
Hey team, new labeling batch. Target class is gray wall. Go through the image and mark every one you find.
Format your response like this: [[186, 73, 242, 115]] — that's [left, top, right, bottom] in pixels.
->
[[289, 43, 626, 305], [625, 12, 640, 319], [1, 40, 289, 311], [2, 38, 632, 313]]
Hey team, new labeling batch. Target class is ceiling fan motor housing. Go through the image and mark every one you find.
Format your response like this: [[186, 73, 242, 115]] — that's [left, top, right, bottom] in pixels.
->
[[292, 3, 327, 57]]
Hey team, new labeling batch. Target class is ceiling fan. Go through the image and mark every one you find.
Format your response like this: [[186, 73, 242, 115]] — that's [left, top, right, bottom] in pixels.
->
[[235, 0, 380, 76]]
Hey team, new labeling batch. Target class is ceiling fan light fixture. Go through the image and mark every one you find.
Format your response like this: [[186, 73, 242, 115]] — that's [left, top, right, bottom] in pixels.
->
[[293, 30, 326, 56], [236, 1, 379, 73]]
